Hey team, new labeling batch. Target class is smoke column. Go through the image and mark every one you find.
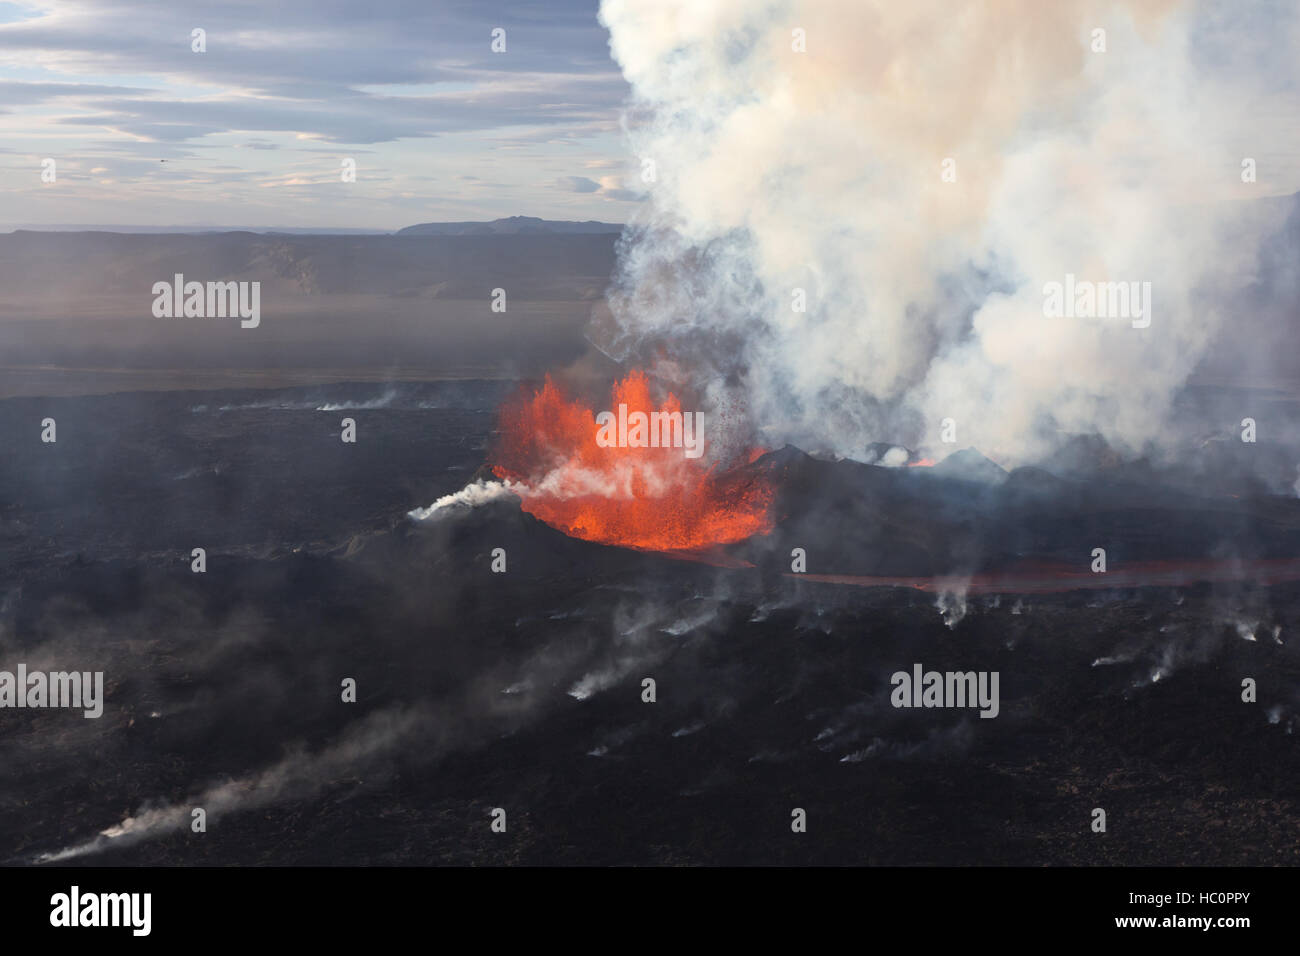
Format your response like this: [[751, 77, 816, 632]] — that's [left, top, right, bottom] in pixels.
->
[[595, 0, 1299, 465]]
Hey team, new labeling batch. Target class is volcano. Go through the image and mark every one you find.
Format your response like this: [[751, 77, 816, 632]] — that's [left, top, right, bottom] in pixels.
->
[[3, 380, 1299, 867], [489, 371, 775, 552]]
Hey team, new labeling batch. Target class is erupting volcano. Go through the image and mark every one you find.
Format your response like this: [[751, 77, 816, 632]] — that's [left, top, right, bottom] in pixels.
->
[[490, 371, 774, 552]]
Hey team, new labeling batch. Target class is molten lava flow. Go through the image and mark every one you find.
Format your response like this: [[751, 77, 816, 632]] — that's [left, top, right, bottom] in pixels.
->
[[791, 559, 1300, 594], [491, 371, 774, 552]]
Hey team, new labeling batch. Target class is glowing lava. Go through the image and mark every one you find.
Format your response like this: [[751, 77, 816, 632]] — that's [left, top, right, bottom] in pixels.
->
[[490, 371, 774, 552]]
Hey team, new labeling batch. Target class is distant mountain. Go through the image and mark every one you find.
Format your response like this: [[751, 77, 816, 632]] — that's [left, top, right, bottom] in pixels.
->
[[0, 230, 617, 384], [931, 447, 1008, 484], [2, 216, 627, 237], [0, 230, 617, 301], [396, 216, 622, 236], [4, 225, 391, 235]]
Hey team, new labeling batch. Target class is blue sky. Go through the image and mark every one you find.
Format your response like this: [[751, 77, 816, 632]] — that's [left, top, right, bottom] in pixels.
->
[[0, 0, 638, 229]]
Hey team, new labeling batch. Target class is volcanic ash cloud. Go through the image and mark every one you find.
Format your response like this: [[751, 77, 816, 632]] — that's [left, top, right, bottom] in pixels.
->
[[595, 0, 1300, 465]]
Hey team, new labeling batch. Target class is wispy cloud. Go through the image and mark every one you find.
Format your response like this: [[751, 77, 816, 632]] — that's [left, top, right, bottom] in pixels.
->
[[0, 0, 632, 227]]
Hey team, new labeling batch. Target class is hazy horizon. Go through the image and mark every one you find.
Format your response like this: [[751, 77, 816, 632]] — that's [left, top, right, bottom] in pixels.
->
[[0, 213, 628, 234]]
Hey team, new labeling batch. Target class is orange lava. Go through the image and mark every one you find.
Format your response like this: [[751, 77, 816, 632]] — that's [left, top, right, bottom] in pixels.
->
[[908, 458, 936, 467], [491, 371, 774, 551], [790, 558, 1300, 594]]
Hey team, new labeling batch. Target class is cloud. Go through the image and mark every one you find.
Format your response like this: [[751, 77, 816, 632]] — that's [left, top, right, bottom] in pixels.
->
[[555, 171, 643, 202], [0, 0, 634, 225], [559, 174, 601, 192], [0, 80, 151, 103], [0, 0, 626, 144]]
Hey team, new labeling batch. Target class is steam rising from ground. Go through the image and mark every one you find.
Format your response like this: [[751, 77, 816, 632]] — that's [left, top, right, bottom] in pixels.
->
[[37, 707, 425, 862], [32, 586, 726, 863], [596, 0, 1299, 464], [408, 479, 520, 521]]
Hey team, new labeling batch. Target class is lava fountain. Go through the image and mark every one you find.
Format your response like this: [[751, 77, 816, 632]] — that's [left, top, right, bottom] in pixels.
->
[[490, 371, 774, 552]]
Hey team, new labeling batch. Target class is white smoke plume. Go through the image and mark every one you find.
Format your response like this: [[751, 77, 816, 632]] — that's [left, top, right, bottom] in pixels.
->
[[595, 0, 1299, 465], [35, 706, 424, 863], [407, 479, 520, 521], [406, 469, 665, 524], [935, 579, 970, 629]]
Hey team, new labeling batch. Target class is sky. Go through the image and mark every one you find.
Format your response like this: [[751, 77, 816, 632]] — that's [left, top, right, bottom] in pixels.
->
[[0, 0, 638, 230]]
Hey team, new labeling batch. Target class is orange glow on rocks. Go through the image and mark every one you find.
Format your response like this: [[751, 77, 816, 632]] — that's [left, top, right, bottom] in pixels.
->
[[490, 371, 774, 552]]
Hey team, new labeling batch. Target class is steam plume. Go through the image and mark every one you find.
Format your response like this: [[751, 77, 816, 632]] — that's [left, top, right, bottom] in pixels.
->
[[596, 0, 1299, 464]]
